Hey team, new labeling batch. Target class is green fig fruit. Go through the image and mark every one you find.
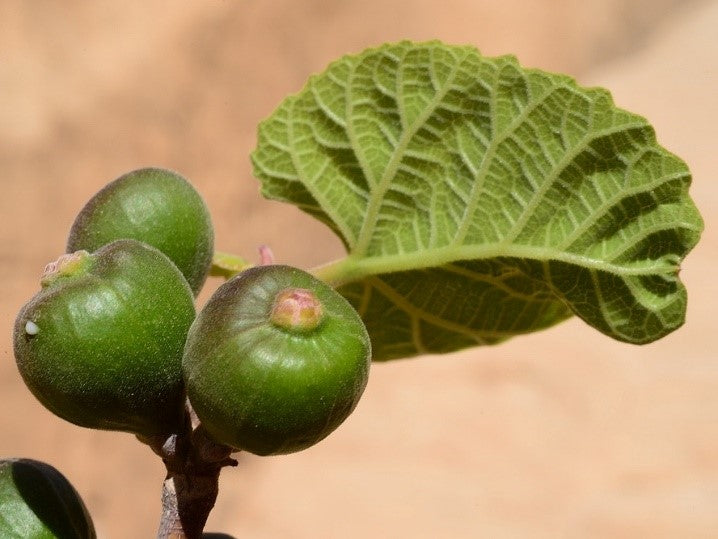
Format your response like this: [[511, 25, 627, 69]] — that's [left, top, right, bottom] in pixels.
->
[[183, 265, 371, 456], [67, 167, 214, 295], [0, 458, 96, 539], [14, 240, 195, 437]]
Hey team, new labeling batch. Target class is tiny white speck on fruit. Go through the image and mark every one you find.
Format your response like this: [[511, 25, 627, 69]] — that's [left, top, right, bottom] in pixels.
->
[[25, 320, 39, 335]]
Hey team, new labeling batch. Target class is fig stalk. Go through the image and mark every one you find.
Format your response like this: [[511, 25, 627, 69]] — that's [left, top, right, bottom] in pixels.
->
[[146, 407, 237, 539], [158, 469, 220, 539]]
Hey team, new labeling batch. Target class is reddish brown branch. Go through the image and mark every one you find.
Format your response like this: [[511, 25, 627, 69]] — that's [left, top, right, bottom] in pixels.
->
[[147, 409, 237, 539]]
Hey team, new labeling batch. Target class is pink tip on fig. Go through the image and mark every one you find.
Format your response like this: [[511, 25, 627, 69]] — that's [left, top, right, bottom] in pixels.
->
[[270, 288, 323, 332], [40, 251, 91, 287], [258, 245, 274, 266]]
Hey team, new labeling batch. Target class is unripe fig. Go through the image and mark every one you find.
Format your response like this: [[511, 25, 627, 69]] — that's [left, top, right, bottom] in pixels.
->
[[183, 265, 371, 456], [0, 458, 96, 538], [14, 240, 195, 437], [67, 167, 214, 295]]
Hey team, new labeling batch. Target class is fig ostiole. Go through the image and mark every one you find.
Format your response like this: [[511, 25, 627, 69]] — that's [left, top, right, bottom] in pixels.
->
[[13, 239, 196, 437], [67, 167, 214, 295], [0, 458, 96, 539], [183, 265, 371, 456], [269, 287, 324, 332]]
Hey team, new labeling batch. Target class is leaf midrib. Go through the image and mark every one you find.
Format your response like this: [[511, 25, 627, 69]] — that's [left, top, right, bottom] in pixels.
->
[[316, 242, 681, 286]]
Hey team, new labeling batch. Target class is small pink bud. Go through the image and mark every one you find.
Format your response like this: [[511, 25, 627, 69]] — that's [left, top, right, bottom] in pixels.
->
[[40, 251, 91, 287], [270, 288, 323, 332], [258, 245, 275, 265]]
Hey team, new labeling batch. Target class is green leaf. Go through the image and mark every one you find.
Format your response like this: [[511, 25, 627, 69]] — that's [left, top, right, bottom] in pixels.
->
[[251, 41, 703, 361]]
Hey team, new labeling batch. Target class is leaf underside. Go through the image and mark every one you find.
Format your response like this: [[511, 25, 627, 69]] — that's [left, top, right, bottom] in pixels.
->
[[251, 41, 703, 361]]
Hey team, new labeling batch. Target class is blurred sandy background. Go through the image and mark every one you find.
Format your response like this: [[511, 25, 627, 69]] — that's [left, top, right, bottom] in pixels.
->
[[1, 1, 716, 537]]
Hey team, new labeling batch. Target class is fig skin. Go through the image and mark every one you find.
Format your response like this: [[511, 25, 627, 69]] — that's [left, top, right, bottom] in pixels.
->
[[67, 167, 214, 295], [0, 458, 96, 539], [14, 240, 195, 437], [183, 265, 371, 456]]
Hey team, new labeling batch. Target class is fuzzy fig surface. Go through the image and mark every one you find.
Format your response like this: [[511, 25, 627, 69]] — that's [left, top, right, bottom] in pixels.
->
[[67, 167, 214, 295], [183, 265, 371, 456], [0, 458, 96, 539], [14, 240, 195, 437]]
